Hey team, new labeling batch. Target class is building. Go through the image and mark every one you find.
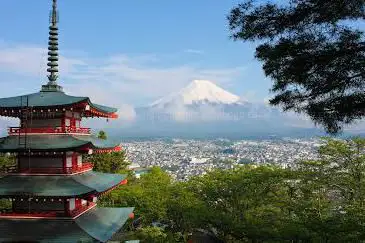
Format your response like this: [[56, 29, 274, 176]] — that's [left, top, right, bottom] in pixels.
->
[[127, 163, 151, 179], [0, 0, 135, 242]]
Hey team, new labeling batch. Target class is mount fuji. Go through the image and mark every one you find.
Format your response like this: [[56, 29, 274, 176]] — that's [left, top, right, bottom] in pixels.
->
[[118, 80, 324, 139], [149, 80, 246, 108]]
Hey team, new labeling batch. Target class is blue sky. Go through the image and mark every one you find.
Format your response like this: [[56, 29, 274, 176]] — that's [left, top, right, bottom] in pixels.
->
[[0, 0, 272, 109]]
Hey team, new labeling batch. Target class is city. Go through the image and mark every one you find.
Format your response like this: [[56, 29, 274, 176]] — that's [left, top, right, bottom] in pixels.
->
[[123, 137, 323, 180]]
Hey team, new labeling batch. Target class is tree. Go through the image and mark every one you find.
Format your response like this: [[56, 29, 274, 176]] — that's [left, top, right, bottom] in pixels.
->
[[292, 137, 365, 241], [167, 182, 208, 242], [102, 138, 365, 242], [90, 150, 129, 173], [0, 153, 16, 172], [97, 130, 107, 140], [106, 167, 173, 225], [187, 165, 302, 242], [228, 0, 365, 134], [103, 167, 185, 242], [131, 227, 168, 243]]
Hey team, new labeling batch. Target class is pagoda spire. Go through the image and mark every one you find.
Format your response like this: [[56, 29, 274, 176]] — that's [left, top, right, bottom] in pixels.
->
[[42, 0, 63, 92]]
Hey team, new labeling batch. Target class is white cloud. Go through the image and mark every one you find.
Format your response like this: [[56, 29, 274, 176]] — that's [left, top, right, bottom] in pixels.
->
[[0, 117, 17, 136], [0, 44, 85, 78], [84, 103, 136, 130], [240, 91, 256, 102], [184, 49, 204, 54], [151, 103, 243, 123], [0, 42, 245, 108], [117, 104, 137, 121]]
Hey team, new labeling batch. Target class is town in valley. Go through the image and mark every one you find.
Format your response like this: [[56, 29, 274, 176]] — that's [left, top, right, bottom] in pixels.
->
[[124, 137, 322, 181]]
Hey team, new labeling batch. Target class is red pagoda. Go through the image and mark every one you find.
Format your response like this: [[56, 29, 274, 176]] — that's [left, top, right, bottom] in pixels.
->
[[0, 1, 134, 242]]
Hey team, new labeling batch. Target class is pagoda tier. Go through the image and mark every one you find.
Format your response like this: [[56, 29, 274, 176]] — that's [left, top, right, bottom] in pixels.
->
[[0, 172, 127, 220], [0, 91, 118, 118], [0, 207, 134, 242], [0, 134, 121, 153], [6, 110, 105, 136], [0, 197, 98, 219], [0, 171, 126, 197]]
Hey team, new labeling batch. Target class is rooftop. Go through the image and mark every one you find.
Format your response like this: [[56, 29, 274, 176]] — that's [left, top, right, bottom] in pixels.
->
[[0, 171, 126, 197], [0, 207, 134, 242], [0, 134, 120, 152], [0, 91, 118, 118]]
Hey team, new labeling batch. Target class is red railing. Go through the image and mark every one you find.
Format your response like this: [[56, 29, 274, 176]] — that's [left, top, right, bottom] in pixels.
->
[[0, 211, 61, 218], [8, 126, 91, 135], [0, 202, 96, 219], [3, 162, 93, 175], [69, 202, 96, 218]]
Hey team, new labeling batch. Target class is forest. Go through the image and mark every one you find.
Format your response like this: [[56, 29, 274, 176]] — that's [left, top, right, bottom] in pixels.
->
[[92, 137, 365, 242]]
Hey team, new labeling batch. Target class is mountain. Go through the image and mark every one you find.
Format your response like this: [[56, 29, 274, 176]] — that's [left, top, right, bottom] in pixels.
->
[[119, 80, 325, 139], [144, 80, 289, 123], [149, 80, 246, 108]]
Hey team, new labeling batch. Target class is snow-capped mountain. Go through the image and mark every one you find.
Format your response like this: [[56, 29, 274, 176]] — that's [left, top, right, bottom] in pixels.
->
[[149, 80, 247, 108], [118, 80, 325, 138], [135, 79, 288, 125]]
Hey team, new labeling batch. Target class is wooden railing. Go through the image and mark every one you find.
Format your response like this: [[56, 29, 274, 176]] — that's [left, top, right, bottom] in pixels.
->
[[69, 202, 96, 218], [0, 210, 61, 218], [8, 126, 91, 135], [2, 162, 93, 174], [0, 202, 96, 219]]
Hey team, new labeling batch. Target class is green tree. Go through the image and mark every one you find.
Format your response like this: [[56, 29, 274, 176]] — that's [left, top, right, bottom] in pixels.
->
[[294, 137, 365, 241], [97, 130, 107, 140], [228, 1, 365, 134], [0, 154, 16, 210], [90, 150, 129, 173], [0, 153, 16, 172], [106, 167, 173, 225], [101, 137, 365, 242], [188, 165, 299, 242], [132, 227, 168, 243], [167, 182, 208, 242]]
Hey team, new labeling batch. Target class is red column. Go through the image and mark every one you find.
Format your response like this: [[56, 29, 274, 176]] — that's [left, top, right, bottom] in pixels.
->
[[62, 153, 66, 173], [72, 153, 77, 169], [71, 118, 76, 129], [61, 117, 65, 132], [65, 199, 70, 216]]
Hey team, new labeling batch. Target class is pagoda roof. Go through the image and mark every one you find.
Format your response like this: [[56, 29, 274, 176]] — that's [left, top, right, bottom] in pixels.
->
[[0, 207, 134, 242], [0, 171, 126, 197], [0, 91, 118, 117], [0, 134, 120, 152]]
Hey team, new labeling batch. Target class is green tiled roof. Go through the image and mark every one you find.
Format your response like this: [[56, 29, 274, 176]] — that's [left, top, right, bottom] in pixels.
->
[[0, 135, 120, 152], [0, 171, 126, 197], [0, 91, 117, 114], [76, 207, 134, 242], [0, 207, 134, 242]]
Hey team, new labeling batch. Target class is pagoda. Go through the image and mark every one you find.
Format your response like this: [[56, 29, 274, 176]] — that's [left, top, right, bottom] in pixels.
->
[[0, 1, 134, 242]]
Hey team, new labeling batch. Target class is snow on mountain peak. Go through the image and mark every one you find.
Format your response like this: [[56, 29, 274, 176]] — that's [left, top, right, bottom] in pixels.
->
[[150, 80, 242, 107]]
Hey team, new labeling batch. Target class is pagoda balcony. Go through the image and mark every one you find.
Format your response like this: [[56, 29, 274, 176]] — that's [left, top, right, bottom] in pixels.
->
[[69, 201, 96, 218], [8, 126, 91, 135], [0, 202, 96, 219], [3, 162, 93, 175]]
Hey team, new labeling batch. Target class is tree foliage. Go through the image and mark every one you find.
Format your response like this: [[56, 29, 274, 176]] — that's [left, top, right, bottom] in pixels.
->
[[106, 137, 365, 242], [90, 151, 129, 173], [228, 0, 365, 134], [97, 130, 107, 140], [91, 130, 130, 173], [0, 153, 16, 172], [105, 167, 173, 224]]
